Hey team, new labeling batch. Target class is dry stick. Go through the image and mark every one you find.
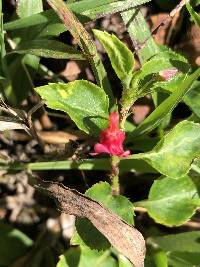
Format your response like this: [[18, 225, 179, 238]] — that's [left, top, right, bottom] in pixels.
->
[[21, 61, 53, 129], [0, 98, 22, 117], [0, 98, 45, 147], [27, 101, 46, 149], [0, 98, 30, 134], [135, 0, 190, 52], [29, 176, 146, 267]]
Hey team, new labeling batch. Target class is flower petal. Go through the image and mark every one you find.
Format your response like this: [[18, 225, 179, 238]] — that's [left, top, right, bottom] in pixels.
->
[[91, 112, 130, 157], [94, 143, 111, 154], [159, 68, 178, 81], [109, 112, 120, 131], [120, 150, 131, 157]]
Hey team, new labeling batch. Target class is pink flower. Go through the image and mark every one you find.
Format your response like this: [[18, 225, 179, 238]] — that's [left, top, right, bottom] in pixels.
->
[[159, 68, 178, 81], [91, 112, 130, 157]]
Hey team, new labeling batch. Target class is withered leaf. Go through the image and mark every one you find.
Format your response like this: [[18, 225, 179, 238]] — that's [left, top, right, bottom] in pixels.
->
[[31, 177, 146, 267], [0, 116, 29, 132], [0, 99, 27, 119]]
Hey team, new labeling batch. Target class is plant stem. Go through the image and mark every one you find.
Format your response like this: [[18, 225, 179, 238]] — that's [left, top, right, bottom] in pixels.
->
[[120, 108, 130, 130], [0, 158, 157, 173], [110, 155, 120, 195]]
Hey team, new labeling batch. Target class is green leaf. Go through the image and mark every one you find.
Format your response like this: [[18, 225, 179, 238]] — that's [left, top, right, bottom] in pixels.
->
[[118, 254, 132, 267], [129, 67, 200, 138], [0, 158, 157, 174], [139, 50, 189, 77], [72, 182, 134, 250], [57, 246, 117, 267], [86, 182, 134, 224], [151, 72, 186, 94], [29, 23, 66, 38], [4, 0, 152, 31], [11, 39, 85, 59], [192, 158, 200, 174], [132, 121, 200, 178], [144, 256, 157, 267], [153, 250, 168, 267], [125, 50, 189, 104], [148, 231, 200, 253], [17, 0, 43, 18], [135, 175, 200, 226], [0, 221, 33, 265], [148, 232, 200, 265], [6, 54, 40, 105], [184, 81, 200, 118], [5, 0, 42, 105], [128, 136, 159, 152], [93, 30, 134, 81], [121, 8, 159, 64], [168, 251, 200, 267], [186, 3, 200, 27], [83, 0, 151, 22], [124, 120, 136, 133], [130, 121, 200, 177], [72, 218, 111, 250], [192, 0, 200, 5], [35, 80, 109, 135]]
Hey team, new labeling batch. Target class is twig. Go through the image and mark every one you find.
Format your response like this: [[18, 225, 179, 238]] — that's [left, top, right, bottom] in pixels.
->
[[27, 101, 45, 149], [136, 0, 190, 52]]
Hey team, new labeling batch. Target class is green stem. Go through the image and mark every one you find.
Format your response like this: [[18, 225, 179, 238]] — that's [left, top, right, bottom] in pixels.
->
[[120, 97, 137, 130], [0, 158, 156, 173], [120, 75, 137, 129], [110, 156, 120, 195]]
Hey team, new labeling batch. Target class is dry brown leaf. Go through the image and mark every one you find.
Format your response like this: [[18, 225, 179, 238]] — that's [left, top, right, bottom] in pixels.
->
[[132, 105, 151, 124], [40, 113, 53, 129], [150, 13, 169, 45], [31, 177, 146, 267], [38, 130, 87, 144], [10, 130, 88, 144], [0, 116, 29, 132], [61, 61, 81, 81], [176, 24, 200, 66]]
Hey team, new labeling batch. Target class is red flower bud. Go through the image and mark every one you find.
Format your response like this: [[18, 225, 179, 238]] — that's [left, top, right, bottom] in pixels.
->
[[91, 112, 130, 157], [159, 68, 178, 81]]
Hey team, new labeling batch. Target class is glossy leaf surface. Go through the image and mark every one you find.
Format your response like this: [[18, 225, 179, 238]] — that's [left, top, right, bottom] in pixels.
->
[[35, 80, 109, 135], [138, 121, 200, 178], [136, 175, 200, 226], [93, 30, 134, 81], [12, 39, 85, 59]]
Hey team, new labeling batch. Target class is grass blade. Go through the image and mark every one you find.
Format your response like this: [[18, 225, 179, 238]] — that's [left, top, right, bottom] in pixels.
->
[[121, 8, 159, 64], [0, 158, 156, 173], [4, 0, 152, 31], [128, 68, 200, 138]]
